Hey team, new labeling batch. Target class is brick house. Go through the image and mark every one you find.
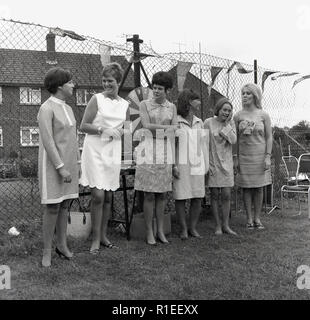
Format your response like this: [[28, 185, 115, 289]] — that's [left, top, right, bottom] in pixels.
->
[[0, 33, 135, 171]]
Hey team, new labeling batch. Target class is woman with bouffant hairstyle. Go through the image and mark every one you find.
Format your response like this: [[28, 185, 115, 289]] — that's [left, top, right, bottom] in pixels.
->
[[234, 83, 272, 230]]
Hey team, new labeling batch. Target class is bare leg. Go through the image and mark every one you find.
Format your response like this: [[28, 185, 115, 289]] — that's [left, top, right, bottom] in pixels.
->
[[210, 188, 222, 235], [155, 192, 169, 243], [175, 200, 188, 239], [90, 188, 105, 252], [55, 200, 73, 257], [42, 203, 59, 267], [188, 198, 202, 237], [243, 188, 253, 225], [253, 187, 264, 224], [100, 191, 113, 246], [143, 192, 156, 244], [221, 187, 237, 235]]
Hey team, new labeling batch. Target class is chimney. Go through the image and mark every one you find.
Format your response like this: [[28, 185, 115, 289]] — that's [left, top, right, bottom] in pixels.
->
[[46, 32, 57, 65]]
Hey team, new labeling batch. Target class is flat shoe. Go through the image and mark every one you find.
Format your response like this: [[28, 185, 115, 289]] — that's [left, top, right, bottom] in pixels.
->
[[188, 231, 203, 238], [101, 243, 119, 249], [90, 248, 100, 255], [246, 223, 255, 229], [254, 222, 265, 229], [146, 241, 157, 246], [157, 237, 170, 245]]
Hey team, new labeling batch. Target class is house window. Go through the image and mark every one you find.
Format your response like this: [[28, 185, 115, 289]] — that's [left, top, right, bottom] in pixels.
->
[[0, 127, 3, 147], [20, 127, 39, 147], [76, 89, 89, 106], [0, 87, 2, 104], [77, 130, 85, 150], [20, 87, 41, 105]]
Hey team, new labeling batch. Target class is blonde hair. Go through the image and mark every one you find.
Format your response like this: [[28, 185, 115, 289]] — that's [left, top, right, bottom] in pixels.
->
[[241, 83, 262, 109]]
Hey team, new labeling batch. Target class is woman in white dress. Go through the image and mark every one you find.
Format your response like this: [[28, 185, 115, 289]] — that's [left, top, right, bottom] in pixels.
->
[[80, 63, 129, 254], [173, 89, 209, 240], [38, 67, 80, 267]]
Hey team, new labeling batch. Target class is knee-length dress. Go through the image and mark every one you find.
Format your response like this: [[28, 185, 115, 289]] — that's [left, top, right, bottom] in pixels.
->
[[79, 93, 129, 191], [37, 96, 79, 204], [204, 117, 236, 188], [173, 115, 208, 200], [134, 99, 176, 193], [234, 109, 272, 188]]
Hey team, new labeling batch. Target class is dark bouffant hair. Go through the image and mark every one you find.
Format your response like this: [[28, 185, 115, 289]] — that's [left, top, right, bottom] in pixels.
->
[[44, 67, 72, 94], [214, 97, 233, 116], [177, 89, 200, 118], [102, 62, 124, 83], [152, 71, 173, 91]]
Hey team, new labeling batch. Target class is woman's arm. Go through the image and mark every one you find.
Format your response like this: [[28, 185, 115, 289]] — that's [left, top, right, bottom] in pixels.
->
[[80, 95, 101, 135], [264, 111, 273, 170], [219, 120, 237, 144], [233, 113, 240, 171]]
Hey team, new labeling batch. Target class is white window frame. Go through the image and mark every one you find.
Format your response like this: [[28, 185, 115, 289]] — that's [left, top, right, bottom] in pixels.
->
[[20, 87, 41, 105], [20, 127, 39, 147], [0, 87, 2, 104], [77, 130, 85, 150], [0, 127, 3, 147], [76, 89, 88, 106]]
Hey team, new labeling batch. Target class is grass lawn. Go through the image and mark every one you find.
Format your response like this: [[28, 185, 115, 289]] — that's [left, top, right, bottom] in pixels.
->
[[1, 202, 310, 300]]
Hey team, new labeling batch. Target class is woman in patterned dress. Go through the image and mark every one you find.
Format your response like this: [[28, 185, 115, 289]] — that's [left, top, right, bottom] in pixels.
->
[[173, 89, 209, 240], [204, 98, 237, 235], [38, 67, 80, 267], [80, 63, 129, 254], [134, 72, 177, 245], [233, 84, 272, 229]]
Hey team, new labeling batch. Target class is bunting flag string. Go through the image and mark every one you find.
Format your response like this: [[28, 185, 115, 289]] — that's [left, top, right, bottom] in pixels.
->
[[292, 75, 310, 89], [262, 71, 278, 91], [227, 61, 252, 74], [177, 61, 193, 90], [271, 72, 299, 80], [50, 28, 86, 41], [99, 44, 112, 66]]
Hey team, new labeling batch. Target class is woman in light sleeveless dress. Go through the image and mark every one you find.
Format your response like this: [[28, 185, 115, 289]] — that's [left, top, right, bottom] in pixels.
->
[[80, 63, 129, 254], [233, 83, 272, 230]]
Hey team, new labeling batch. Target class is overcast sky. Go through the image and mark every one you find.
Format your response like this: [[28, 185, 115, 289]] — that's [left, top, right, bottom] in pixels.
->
[[1, 0, 310, 74]]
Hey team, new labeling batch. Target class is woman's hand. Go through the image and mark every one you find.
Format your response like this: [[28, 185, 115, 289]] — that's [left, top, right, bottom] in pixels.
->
[[225, 112, 233, 125], [233, 157, 239, 174], [78, 163, 82, 179], [264, 154, 271, 171], [58, 167, 72, 183]]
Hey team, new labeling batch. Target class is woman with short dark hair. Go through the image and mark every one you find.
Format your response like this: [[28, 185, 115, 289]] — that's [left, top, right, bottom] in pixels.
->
[[38, 67, 80, 267], [134, 71, 177, 245]]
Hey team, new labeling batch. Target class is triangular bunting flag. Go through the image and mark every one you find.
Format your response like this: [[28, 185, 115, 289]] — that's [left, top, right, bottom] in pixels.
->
[[262, 71, 278, 91], [99, 44, 112, 66], [227, 61, 237, 73], [235, 62, 252, 74], [292, 75, 310, 89], [177, 61, 193, 90], [211, 66, 223, 85]]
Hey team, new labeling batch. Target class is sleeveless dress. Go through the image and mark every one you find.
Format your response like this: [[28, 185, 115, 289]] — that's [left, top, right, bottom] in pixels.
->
[[80, 93, 128, 191], [134, 99, 176, 193], [204, 117, 236, 188], [234, 109, 272, 188], [37, 96, 79, 204]]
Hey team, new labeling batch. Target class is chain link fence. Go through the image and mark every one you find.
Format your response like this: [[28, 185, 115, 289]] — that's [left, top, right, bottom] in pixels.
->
[[0, 18, 309, 233]]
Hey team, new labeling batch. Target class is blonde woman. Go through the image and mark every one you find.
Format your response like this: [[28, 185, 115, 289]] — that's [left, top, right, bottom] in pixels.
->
[[233, 83, 272, 229]]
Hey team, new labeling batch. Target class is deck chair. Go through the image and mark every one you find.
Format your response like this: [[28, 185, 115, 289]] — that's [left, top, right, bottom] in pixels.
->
[[281, 153, 310, 217]]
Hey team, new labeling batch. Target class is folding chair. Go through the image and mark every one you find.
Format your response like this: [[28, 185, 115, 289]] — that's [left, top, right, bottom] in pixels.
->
[[281, 153, 310, 217]]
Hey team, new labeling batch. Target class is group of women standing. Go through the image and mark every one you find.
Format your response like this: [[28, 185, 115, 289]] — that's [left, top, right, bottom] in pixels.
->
[[38, 64, 272, 267]]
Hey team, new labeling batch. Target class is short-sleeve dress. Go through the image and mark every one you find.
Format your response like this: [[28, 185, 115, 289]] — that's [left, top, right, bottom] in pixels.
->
[[79, 93, 129, 191], [37, 96, 79, 204], [172, 115, 208, 200], [234, 109, 272, 188], [134, 99, 176, 193], [204, 117, 236, 188]]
